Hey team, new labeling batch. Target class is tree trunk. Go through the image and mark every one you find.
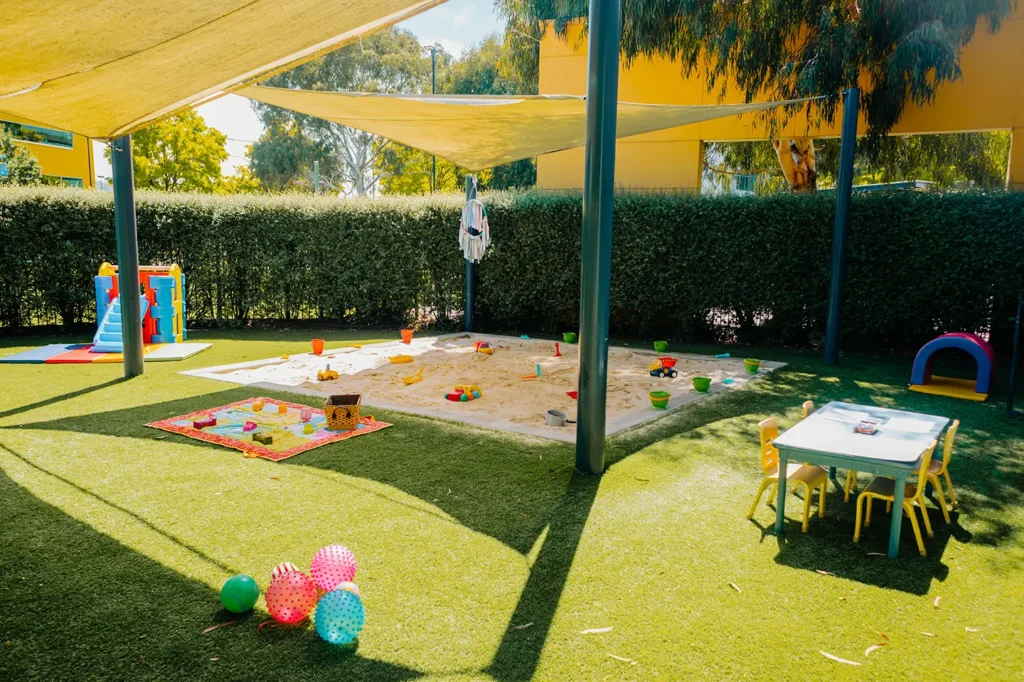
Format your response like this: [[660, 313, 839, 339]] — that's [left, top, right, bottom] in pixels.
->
[[773, 137, 818, 192]]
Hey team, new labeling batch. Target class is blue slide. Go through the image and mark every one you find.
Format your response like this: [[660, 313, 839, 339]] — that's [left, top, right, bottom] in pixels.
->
[[92, 295, 150, 353]]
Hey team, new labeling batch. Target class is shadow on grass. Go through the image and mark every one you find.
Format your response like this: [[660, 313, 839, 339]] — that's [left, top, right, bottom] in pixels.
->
[[770, 498, 964, 594], [2, 386, 596, 682], [0, 441, 237, 574], [0, 376, 128, 421], [0, 467, 422, 681], [6, 348, 1024, 674]]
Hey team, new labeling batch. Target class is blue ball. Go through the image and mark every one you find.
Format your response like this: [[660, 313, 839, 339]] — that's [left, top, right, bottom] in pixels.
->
[[315, 588, 365, 645]]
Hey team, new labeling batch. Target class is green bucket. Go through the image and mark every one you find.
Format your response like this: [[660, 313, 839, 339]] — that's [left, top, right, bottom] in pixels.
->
[[563, 332, 577, 343], [743, 358, 762, 374], [649, 390, 671, 409], [653, 340, 668, 353], [692, 376, 711, 393]]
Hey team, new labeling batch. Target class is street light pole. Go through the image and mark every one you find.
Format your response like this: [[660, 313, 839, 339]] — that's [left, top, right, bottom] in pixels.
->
[[430, 45, 437, 193]]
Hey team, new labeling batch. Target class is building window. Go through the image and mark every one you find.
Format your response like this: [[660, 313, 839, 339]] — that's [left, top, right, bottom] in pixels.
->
[[734, 174, 757, 193], [1, 120, 74, 149], [41, 175, 84, 188]]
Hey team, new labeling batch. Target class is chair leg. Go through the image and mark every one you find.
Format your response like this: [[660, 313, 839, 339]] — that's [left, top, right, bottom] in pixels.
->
[[904, 502, 927, 556], [865, 497, 873, 527], [943, 471, 958, 509], [818, 481, 827, 518], [854, 494, 866, 542], [747, 479, 772, 519], [918, 499, 933, 538], [886, 500, 892, 514], [844, 470, 855, 502], [767, 482, 777, 507], [930, 474, 951, 523], [800, 482, 813, 532]]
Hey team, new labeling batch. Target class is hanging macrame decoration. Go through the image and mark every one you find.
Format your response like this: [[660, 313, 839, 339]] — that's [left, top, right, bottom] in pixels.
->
[[459, 197, 490, 263]]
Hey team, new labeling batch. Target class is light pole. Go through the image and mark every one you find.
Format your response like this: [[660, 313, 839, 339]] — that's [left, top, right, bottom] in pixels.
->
[[422, 43, 438, 192]]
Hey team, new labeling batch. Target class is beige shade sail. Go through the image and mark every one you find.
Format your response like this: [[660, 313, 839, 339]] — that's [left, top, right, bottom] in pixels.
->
[[240, 86, 813, 170], [0, 0, 447, 139]]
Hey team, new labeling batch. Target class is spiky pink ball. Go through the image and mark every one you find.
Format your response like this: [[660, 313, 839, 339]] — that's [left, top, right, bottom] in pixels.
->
[[265, 570, 317, 624], [310, 545, 357, 591]]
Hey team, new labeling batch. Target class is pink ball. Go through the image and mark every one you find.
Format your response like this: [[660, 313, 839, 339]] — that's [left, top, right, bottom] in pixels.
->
[[310, 545, 357, 591], [265, 571, 318, 624]]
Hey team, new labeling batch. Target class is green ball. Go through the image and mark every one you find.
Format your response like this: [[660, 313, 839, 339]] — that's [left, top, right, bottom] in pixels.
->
[[220, 574, 260, 613]]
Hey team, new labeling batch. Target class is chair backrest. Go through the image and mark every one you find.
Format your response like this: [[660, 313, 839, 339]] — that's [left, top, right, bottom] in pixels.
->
[[909, 440, 938, 499], [801, 400, 815, 418], [941, 420, 960, 473], [758, 417, 780, 474]]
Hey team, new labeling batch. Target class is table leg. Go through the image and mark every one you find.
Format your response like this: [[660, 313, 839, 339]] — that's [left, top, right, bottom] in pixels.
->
[[888, 474, 906, 559], [774, 451, 789, 536], [829, 466, 839, 489]]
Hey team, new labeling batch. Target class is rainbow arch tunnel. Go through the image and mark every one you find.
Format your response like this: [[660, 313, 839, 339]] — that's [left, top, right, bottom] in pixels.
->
[[909, 332, 995, 401]]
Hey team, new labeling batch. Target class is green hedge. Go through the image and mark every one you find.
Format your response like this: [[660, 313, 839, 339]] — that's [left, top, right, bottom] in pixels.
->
[[1, 186, 1022, 353]]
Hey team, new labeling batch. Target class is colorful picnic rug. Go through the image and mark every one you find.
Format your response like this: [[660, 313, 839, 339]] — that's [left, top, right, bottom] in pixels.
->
[[146, 397, 391, 462]]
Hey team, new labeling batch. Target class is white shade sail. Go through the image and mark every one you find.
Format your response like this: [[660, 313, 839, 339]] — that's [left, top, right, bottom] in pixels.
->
[[240, 86, 811, 170], [0, 0, 447, 139]]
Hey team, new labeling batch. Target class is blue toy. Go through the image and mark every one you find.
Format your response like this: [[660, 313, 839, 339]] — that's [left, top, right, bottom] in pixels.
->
[[314, 588, 365, 645], [909, 332, 995, 401]]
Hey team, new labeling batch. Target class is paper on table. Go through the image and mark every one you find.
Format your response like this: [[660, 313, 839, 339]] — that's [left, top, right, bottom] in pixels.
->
[[884, 417, 933, 433], [822, 409, 870, 425]]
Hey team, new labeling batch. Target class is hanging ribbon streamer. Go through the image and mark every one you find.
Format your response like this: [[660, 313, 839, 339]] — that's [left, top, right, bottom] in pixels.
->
[[459, 196, 490, 263]]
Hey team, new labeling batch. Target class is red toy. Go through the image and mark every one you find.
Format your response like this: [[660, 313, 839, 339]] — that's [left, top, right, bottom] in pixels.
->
[[554, 343, 562, 357], [193, 416, 217, 429]]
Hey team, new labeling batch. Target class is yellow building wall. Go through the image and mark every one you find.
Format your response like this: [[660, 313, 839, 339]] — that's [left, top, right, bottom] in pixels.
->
[[537, 10, 1024, 190], [1, 114, 94, 188]]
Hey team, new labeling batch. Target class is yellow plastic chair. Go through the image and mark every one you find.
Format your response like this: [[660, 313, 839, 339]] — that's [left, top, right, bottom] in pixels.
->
[[928, 420, 960, 523], [747, 417, 829, 532], [854, 440, 937, 556], [801, 400, 816, 418]]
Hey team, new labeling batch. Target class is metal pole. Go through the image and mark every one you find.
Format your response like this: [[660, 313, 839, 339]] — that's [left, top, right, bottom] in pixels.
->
[[111, 135, 144, 378], [1009, 296, 1023, 416], [464, 174, 476, 332], [313, 159, 320, 194], [431, 46, 437, 193], [575, 0, 622, 475], [824, 87, 859, 366]]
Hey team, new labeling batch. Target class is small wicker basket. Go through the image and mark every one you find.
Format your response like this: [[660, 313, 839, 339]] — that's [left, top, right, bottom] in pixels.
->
[[324, 394, 361, 431]]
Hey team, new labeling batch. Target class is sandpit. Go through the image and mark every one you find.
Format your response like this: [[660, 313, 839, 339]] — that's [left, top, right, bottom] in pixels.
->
[[184, 334, 783, 442]]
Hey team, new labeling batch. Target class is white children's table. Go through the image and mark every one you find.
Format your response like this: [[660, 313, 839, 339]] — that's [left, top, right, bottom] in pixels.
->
[[772, 401, 949, 559]]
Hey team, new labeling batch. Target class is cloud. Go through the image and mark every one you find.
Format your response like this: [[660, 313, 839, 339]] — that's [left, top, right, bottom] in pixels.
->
[[421, 36, 467, 58], [451, 6, 473, 27], [439, 38, 466, 56]]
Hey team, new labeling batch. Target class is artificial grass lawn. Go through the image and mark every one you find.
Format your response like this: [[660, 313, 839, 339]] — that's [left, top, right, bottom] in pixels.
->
[[1, 329, 1022, 681]]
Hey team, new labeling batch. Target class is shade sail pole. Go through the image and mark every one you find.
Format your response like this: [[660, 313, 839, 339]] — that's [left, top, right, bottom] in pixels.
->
[[575, 0, 622, 475], [111, 134, 144, 378], [824, 87, 859, 366], [464, 174, 476, 332]]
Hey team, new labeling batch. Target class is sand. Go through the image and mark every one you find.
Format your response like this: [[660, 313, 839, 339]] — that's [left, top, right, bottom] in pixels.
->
[[191, 334, 775, 441]]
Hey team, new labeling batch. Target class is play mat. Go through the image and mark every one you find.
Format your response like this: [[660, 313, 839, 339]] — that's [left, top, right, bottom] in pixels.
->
[[0, 342, 211, 364], [146, 397, 391, 461], [183, 335, 783, 443]]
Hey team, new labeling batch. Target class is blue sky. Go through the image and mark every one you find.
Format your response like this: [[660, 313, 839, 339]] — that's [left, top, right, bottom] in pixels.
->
[[94, 1, 505, 180]]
